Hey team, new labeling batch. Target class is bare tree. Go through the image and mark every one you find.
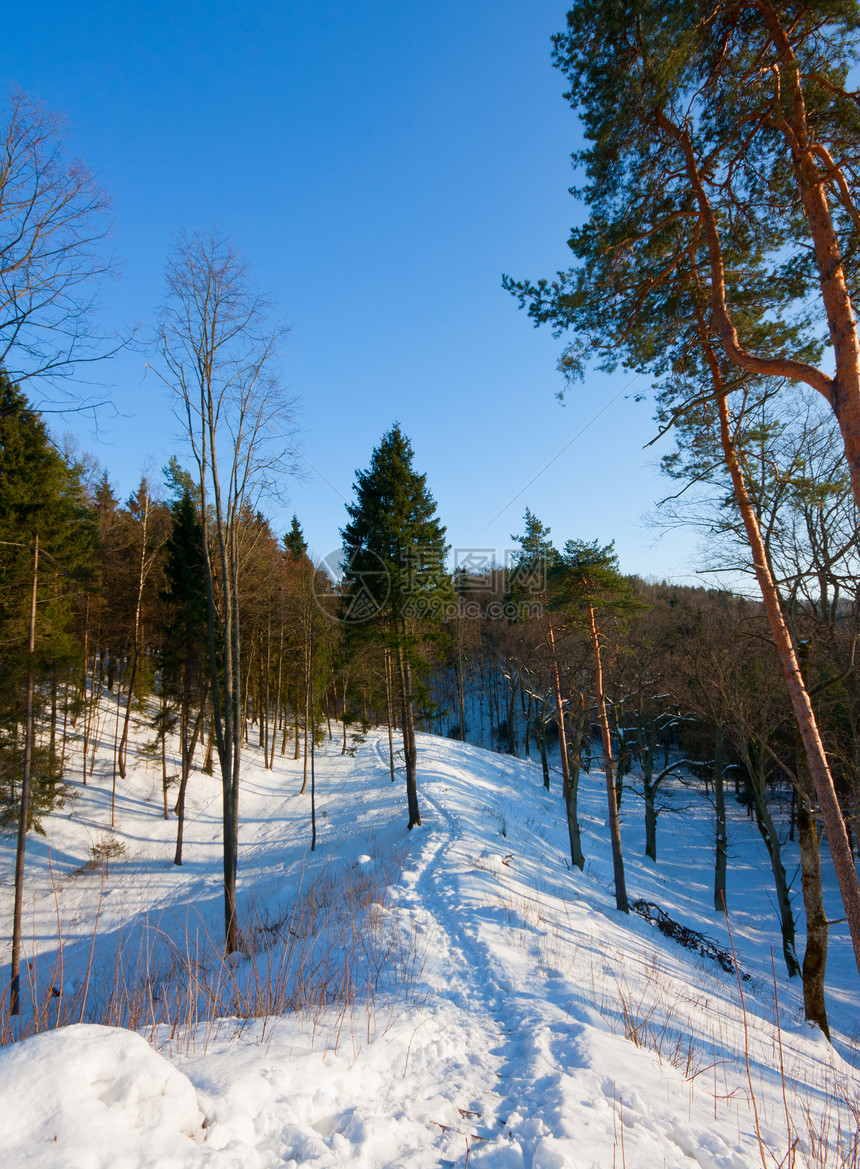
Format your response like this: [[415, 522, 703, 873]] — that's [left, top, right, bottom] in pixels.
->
[[0, 88, 118, 399], [153, 229, 294, 953]]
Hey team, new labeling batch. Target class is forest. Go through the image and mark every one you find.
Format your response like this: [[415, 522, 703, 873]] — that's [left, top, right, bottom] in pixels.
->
[[2, 362, 860, 1046], [2, 0, 860, 1112]]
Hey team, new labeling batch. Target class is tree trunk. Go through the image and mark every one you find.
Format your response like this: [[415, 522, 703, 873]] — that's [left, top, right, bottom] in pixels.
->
[[507, 664, 518, 756], [174, 684, 206, 866], [537, 718, 550, 791], [745, 753, 800, 978], [49, 664, 58, 774], [118, 491, 151, 779], [301, 635, 310, 796], [589, 602, 628, 912], [110, 689, 122, 828], [161, 720, 169, 820], [546, 618, 570, 801], [566, 776, 585, 873], [81, 634, 97, 785], [117, 647, 139, 780], [641, 727, 658, 861], [797, 787, 830, 1038], [309, 623, 317, 851], [396, 637, 420, 828], [714, 724, 728, 913], [545, 618, 583, 866], [202, 720, 214, 775], [59, 674, 70, 778], [385, 649, 396, 781], [293, 685, 301, 759], [269, 620, 284, 770], [715, 386, 860, 977], [644, 777, 657, 863], [10, 535, 38, 1018], [200, 492, 239, 955]]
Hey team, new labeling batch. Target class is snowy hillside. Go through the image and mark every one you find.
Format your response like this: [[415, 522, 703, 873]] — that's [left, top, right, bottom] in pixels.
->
[[1, 713, 859, 1168]]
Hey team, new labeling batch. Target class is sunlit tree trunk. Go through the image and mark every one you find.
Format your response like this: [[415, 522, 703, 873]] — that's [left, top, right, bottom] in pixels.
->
[[155, 230, 293, 955], [588, 602, 627, 913], [546, 617, 584, 870], [713, 724, 728, 913], [117, 486, 151, 779], [10, 535, 38, 1017], [396, 631, 420, 828]]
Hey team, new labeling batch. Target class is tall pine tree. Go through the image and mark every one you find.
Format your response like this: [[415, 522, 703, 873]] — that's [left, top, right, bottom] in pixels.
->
[[341, 426, 449, 828], [555, 540, 640, 913], [510, 510, 586, 868]]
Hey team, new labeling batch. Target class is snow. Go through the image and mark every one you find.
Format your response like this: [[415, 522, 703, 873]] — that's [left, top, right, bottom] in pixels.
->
[[0, 1024, 204, 1167], [1, 707, 859, 1168]]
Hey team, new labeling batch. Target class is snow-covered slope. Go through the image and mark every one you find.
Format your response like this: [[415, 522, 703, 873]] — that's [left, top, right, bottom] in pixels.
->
[[1, 715, 858, 1168]]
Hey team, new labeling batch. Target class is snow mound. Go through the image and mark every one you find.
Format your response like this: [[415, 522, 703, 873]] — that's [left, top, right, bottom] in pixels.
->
[[0, 1024, 205, 1168]]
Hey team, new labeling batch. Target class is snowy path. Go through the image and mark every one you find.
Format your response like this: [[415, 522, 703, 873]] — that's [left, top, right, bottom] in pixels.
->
[[370, 735, 772, 1169]]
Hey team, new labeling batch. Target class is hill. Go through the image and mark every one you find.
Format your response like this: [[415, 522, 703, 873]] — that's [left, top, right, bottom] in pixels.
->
[[0, 709, 858, 1168]]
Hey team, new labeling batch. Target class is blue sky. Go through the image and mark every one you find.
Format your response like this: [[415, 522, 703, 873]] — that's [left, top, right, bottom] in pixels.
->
[[6, 0, 705, 582]]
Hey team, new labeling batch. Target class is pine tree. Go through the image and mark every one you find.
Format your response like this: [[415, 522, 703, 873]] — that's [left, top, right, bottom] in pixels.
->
[[284, 514, 307, 559], [0, 371, 94, 1014], [341, 426, 449, 828], [0, 371, 93, 824], [504, 0, 860, 976], [510, 510, 586, 868], [555, 540, 640, 913]]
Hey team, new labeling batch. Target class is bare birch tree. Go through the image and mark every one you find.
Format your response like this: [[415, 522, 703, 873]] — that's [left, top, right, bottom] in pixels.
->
[[153, 229, 294, 953], [0, 87, 118, 399]]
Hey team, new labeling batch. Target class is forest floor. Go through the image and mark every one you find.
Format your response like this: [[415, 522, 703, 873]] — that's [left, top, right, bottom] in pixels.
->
[[0, 705, 859, 1168]]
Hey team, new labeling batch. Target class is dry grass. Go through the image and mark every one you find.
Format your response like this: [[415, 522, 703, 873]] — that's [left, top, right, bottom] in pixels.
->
[[1, 852, 425, 1057]]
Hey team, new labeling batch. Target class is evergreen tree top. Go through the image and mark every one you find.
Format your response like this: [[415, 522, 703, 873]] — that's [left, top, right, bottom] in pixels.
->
[[503, 0, 847, 395], [0, 371, 93, 555], [94, 471, 118, 514], [161, 487, 207, 619], [342, 425, 447, 562], [163, 456, 197, 506], [556, 538, 643, 620], [509, 508, 560, 606], [511, 507, 560, 566], [0, 371, 95, 609], [341, 424, 449, 624], [284, 513, 307, 559]]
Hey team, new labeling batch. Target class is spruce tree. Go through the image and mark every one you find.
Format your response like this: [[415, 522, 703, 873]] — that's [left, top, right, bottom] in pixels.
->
[[284, 514, 307, 559], [0, 371, 93, 824], [341, 426, 449, 828]]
